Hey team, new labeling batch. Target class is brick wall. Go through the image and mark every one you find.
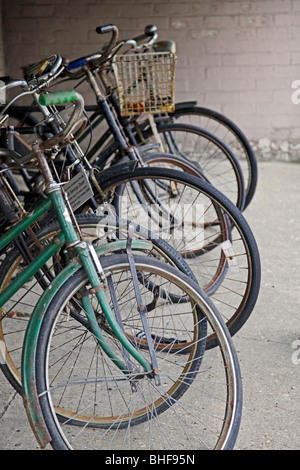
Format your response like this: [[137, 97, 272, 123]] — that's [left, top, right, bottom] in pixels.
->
[[2, 0, 300, 160], [0, 2, 5, 76]]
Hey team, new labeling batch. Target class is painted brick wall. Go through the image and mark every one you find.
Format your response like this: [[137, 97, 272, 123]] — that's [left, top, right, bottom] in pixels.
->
[[0, 3, 5, 77], [2, 0, 300, 159]]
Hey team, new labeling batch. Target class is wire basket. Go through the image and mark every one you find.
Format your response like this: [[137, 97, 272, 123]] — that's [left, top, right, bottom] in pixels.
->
[[112, 51, 176, 116]]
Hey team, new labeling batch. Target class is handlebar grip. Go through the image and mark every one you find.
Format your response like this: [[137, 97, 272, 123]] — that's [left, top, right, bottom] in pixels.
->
[[66, 57, 88, 71], [144, 25, 157, 36], [96, 24, 115, 34], [39, 90, 78, 106]]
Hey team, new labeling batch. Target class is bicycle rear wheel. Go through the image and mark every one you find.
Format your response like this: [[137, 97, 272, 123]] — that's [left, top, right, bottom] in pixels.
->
[[169, 104, 258, 208], [143, 122, 246, 210], [34, 254, 242, 450], [94, 166, 261, 348]]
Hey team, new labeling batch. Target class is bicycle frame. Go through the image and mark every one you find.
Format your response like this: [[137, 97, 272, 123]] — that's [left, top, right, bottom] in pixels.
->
[[19, 213, 152, 447], [0, 195, 151, 314], [0, 145, 154, 447]]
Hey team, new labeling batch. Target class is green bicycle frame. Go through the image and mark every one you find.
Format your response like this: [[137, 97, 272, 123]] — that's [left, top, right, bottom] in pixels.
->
[[0, 188, 153, 369], [0, 184, 153, 447]]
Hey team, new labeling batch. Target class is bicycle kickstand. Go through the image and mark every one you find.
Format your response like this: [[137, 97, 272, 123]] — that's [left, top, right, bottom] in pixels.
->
[[126, 224, 161, 386]]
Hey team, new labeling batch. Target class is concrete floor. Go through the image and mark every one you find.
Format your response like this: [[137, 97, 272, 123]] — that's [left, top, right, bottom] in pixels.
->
[[0, 161, 299, 450]]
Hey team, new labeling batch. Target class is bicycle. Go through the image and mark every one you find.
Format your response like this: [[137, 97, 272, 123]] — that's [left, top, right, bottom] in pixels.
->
[[0, 72, 202, 393], [0, 35, 261, 352], [0, 66, 200, 392], [0, 88, 243, 450]]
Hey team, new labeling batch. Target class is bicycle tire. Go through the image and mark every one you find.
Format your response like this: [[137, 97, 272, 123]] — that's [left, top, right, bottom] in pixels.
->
[[170, 104, 258, 208], [34, 253, 242, 450], [0, 213, 195, 394], [92, 165, 261, 348]]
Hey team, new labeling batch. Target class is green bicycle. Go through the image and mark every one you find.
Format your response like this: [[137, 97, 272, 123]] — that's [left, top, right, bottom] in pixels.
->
[[0, 87, 243, 450]]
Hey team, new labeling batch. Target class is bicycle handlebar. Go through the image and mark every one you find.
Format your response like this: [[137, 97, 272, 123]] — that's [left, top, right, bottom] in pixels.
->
[[66, 53, 102, 71], [95, 24, 116, 35], [65, 24, 158, 74], [39, 90, 85, 148], [65, 25, 119, 74], [39, 89, 78, 106], [0, 56, 63, 95], [66, 56, 91, 71], [96, 24, 119, 59], [125, 25, 158, 48], [6, 90, 86, 165], [0, 54, 66, 118], [23, 54, 63, 86], [0, 78, 27, 91]]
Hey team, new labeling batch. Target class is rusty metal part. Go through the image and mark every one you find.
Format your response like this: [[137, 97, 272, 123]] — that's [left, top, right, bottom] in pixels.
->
[[126, 223, 160, 385], [89, 284, 104, 294]]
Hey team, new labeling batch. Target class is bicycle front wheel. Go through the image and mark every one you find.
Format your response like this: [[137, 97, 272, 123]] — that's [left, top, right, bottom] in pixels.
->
[[34, 254, 242, 450], [0, 213, 195, 394]]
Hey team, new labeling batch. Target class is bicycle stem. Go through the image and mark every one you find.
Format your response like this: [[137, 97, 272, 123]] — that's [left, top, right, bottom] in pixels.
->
[[83, 65, 141, 161]]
